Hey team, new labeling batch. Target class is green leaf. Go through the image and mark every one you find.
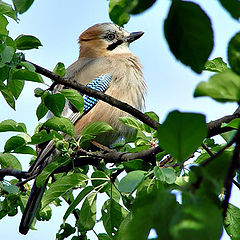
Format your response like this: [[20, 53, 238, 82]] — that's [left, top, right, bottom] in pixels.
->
[[143, 111, 159, 133], [119, 189, 179, 240], [81, 121, 113, 136], [222, 118, 240, 129], [56, 223, 75, 240], [109, 0, 156, 26], [171, 195, 223, 240], [43, 116, 75, 137], [7, 78, 24, 99], [44, 93, 65, 117], [164, 1, 213, 73], [4, 134, 30, 152], [98, 233, 112, 240], [228, 32, 240, 75], [0, 1, 17, 21], [194, 69, 240, 102], [0, 82, 15, 109], [119, 116, 143, 131], [12, 0, 34, 14], [130, 0, 156, 14], [157, 111, 207, 162], [41, 173, 87, 209], [0, 34, 15, 48], [91, 171, 109, 193], [61, 89, 84, 113], [0, 152, 22, 170], [106, 183, 121, 203], [53, 62, 66, 77], [36, 156, 71, 187], [30, 129, 54, 145], [101, 199, 128, 237], [218, 0, 240, 20], [36, 205, 52, 221], [36, 99, 48, 120], [123, 159, 152, 172], [0, 119, 26, 132], [153, 166, 176, 184], [2, 184, 19, 194], [13, 145, 36, 155], [0, 14, 8, 35], [221, 130, 237, 143], [11, 69, 43, 83], [0, 35, 16, 66], [204, 57, 228, 73], [118, 170, 145, 193], [77, 192, 97, 231], [224, 203, 240, 239], [0, 65, 10, 82], [109, 0, 133, 26], [19, 61, 35, 71], [0, 45, 14, 65], [15, 34, 42, 50], [63, 186, 94, 221]]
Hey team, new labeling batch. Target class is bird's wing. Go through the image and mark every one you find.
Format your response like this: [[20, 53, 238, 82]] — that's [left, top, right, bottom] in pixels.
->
[[29, 73, 112, 174], [19, 73, 112, 234]]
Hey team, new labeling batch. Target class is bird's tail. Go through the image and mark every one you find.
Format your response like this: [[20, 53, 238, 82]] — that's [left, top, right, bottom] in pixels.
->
[[19, 178, 48, 235], [19, 139, 56, 235]]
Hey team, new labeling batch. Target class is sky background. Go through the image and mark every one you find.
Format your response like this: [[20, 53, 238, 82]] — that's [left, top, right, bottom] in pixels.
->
[[0, 0, 240, 239]]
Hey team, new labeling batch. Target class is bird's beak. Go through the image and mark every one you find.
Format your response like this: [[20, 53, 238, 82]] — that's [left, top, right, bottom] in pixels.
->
[[126, 31, 144, 43]]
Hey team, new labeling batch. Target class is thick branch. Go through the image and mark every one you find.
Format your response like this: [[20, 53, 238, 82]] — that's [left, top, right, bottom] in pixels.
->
[[0, 146, 162, 180], [54, 146, 161, 173], [0, 168, 30, 180], [207, 107, 240, 137]]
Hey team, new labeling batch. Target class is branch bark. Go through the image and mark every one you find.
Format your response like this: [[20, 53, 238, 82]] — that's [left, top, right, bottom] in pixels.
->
[[0, 146, 162, 180], [0, 168, 30, 180], [207, 106, 240, 137]]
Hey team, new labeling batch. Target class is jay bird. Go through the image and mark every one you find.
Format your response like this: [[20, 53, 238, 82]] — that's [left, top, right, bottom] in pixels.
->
[[19, 22, 146, 234]]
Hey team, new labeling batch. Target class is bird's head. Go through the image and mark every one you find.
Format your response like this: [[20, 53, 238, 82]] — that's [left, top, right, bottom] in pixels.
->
[[78, 23, 144, 58]]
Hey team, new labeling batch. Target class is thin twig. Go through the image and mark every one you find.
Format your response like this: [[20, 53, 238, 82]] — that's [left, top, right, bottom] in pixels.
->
[[202, 143, 214, 157], [192, 136, 236, 190], [201, 137, 236, 167], [233, 179, 240, 190], [16, 174, 37, 187]]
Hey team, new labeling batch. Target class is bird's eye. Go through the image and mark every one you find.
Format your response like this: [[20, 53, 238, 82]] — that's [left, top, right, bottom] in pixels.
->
[[106, 33, 115, 41]]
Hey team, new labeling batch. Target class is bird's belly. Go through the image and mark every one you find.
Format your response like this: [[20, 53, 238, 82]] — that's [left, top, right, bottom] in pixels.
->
[[74, 85, 143, 145]]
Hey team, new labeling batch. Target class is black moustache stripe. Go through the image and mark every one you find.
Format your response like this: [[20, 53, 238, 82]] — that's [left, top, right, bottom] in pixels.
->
[[107, 39, 123, 50]]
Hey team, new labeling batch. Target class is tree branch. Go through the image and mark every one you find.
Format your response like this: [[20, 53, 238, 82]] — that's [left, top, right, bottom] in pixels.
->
[[28, 61, 160, 130], [0, 168, 31, 180], [54, 146, 162, 174], [28, 61, 240, 138], [207, 107, 240, 137]]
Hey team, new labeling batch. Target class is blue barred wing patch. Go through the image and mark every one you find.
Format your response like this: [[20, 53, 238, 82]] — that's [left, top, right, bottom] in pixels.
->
[[83, 74, 112, 112]]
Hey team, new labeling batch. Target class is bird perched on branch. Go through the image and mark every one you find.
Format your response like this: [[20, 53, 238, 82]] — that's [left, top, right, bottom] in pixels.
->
[[19, 22, 146, 234]]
